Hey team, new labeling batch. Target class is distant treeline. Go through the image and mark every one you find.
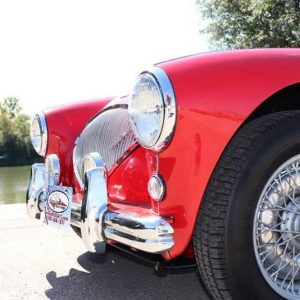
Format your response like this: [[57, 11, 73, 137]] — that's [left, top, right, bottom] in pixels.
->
[[0, 97, 41, 167]]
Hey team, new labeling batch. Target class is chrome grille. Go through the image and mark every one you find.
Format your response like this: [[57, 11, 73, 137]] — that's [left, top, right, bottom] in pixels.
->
[[73, 107, 136, 187]]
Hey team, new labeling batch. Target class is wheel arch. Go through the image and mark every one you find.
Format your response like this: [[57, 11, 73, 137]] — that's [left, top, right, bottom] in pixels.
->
[[246, 82, 300, 122]]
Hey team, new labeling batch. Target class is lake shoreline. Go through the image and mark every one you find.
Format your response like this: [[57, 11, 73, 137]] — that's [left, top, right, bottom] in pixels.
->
[[0, 166, 30, 205]]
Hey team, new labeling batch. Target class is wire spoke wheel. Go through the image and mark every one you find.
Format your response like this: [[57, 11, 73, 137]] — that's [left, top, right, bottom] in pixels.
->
[[254, 155, 300, 299]]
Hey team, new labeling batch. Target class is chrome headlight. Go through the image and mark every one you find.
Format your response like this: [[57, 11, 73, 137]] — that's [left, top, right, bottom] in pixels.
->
[[30, 112, 48, 156], [129, 67, 176, 151]]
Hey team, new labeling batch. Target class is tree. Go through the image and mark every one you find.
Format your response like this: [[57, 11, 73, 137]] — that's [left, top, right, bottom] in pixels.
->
[[0, 97, 21, 119], [197, 0, 300, 50], [0, 97, 40, 166]]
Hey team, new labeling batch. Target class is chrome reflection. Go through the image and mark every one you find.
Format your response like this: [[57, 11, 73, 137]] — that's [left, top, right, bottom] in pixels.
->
[[30, 112, 48, 156], [149, 66, 176, 151], [80, 165, 107, 254], [129, 66, 176, 151], [104, 212, 174, 254], [27, 152, 174, 255], [26, 163, 45, 219], [254, 155, 300, 299], [45, 154, 60, 186], [73, 108, 136, 188]]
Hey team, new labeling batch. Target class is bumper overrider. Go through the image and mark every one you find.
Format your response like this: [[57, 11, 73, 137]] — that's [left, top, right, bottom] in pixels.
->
[[26, 153, 174, 254]]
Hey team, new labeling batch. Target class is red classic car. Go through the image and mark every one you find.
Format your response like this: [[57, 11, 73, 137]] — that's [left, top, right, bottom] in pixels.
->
[[27, 48, 300, 300]]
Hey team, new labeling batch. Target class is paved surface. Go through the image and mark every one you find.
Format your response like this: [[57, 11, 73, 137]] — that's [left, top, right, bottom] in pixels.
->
[[0, 204, 210, 300]]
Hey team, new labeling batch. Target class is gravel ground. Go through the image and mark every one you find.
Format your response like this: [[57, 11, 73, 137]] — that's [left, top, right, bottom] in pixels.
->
[[0, 204, 209, 300]]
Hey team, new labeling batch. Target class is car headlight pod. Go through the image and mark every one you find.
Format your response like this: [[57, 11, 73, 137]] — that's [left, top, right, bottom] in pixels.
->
[[30, 112, 48, 156], [129, 67, 176, 151]]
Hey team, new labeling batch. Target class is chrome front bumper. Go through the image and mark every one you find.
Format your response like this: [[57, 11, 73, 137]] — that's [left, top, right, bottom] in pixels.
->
[[26, 154, 174, 255]]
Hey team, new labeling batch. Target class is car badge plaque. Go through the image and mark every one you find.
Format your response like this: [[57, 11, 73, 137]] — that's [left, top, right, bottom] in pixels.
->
[[44, 185, 73, 230]]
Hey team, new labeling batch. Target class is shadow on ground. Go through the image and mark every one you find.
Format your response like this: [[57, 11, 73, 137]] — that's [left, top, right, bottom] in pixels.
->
[[45, 247, 209, 300]]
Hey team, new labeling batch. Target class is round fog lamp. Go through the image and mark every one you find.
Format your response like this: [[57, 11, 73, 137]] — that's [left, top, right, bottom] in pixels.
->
[[148, 174, 165, 201]]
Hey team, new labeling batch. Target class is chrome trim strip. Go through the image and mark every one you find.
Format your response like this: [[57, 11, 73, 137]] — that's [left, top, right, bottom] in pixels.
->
[[72, 138, 83, 189], [107, 143, 139, 175], [88, 98, 128, 124]]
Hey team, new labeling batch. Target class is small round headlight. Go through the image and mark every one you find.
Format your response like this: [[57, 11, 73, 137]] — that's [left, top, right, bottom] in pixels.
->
[[129, 67, 176, 151], [30, 113, 48, 156]]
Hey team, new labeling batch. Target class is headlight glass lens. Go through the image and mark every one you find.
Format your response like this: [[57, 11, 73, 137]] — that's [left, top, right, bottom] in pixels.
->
[[129, 73, 164, 148], [30, 113, 48, 156]]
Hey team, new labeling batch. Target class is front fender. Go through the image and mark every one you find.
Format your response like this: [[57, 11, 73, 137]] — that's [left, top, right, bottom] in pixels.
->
[[44, 98, 111, 187], [156, 48, 300, 258]]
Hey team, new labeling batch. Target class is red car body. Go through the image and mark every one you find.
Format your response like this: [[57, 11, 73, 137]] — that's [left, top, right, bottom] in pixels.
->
[[42, 48, 300, 260]]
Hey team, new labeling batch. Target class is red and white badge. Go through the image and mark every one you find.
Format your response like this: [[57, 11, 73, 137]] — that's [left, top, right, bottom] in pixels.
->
[[44, 185, 73, 230]]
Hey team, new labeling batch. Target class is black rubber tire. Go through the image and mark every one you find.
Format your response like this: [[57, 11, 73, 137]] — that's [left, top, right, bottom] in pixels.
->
[[193, 111, 300, 300]]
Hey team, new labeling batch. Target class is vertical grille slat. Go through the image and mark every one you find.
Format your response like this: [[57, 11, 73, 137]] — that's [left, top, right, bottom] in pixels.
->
[[73, 108, 136, 186]]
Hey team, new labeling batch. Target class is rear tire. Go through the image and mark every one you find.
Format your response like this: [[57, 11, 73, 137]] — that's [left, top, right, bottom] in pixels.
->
[[193, 111, 300, 299]]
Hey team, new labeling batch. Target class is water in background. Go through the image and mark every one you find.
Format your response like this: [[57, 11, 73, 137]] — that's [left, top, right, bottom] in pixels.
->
[[0, 166, 30, 204]]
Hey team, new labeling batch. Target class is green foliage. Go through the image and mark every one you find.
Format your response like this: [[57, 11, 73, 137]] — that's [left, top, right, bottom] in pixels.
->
[[197, 0, 300, 49], [1, 97, 22, 118], [0, 97, 40, 166]]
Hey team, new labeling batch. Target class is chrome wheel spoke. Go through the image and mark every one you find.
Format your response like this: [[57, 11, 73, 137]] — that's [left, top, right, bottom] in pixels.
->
[[254, 155, 300, 299], [271, 241, 289, 282], [257, 219, 287, 233], [260, 204, 300, 217], [260, 233, 300, 259], [286, 247, 298, 292], [259, 229, 300, 235], [280, 265, 293, 288], [271, 251, 300, 282]]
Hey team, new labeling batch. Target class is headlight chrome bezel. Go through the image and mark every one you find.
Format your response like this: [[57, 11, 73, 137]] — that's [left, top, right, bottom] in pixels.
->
[[30, 112, 48, 157], [129, 67, 176, 152]]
